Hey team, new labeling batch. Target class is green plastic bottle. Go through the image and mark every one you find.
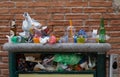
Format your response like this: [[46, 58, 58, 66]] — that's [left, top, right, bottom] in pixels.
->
[[99, 18, 106, 43]]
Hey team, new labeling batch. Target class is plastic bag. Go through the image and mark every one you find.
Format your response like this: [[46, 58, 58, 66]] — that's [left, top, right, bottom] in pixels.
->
[[53, 53, 81, 65], [19, 12, 42, 38]]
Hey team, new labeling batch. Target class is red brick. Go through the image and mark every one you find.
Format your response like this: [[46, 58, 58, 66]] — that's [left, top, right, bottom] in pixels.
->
[[1, 69, 9, 75], [15, 20, 23, 26], [0, 63, 8, 69], [90, 14, 102, 19], [0, 39, 8, 44], [0, 34, 7, 39], [0, 21, 10, 26], [66, 14, 89, 20], [0, 15, 13, 20], [107, 32, 120, 37], [89, 1, 112, 7], [65, 1, 88, 7], [0, 52, 8, 57], [34, 0, 70, 1], [11, 0, 33, 1], [48, 20, 83, 26], [107, 7, 114, 13], [37, 20, 46, 26], [0, 51, 8, 57], [31, 14, 51, 20], [2, 57, 8, 63], [69, 21, 83, 26], [72, 8, 83, 13], [110, 20, 120, 25], [49, 31, 64, 37], [15, 14, 24, 20], [28, 1, 64, 7], [84, 7, 107, 13], [107, 37, 120, 43], [53, 26, 66, 32], [16, 2, 27, 7], [53, 14, 64, 20], [0, 1, 15, 8], [85, 20, 100, 26], [112, 44, 120, 49], [85, 20, 108, 26], [0, 27, 10, 32], [48, 21, 68, 26], [106, 26, 120, 31], [16, 28, 22, 33], [9, 8, 34, 14], [1, 0, 8, 2], [103, 14, 120, 19], [0, 46, 2, 50], [47, 7, 70, 13], [35, 8, 47, 14], [108, 50, 120, 55], [70, 0, 83, 1], [0, 9, 9, 14], [89, 0, 106, 1], [0, 75, 8, 77]]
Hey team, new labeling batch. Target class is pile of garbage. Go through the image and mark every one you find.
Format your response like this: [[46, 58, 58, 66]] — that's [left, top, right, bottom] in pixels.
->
[[17, 53, 96, 72], [6, 12, 110, 44]]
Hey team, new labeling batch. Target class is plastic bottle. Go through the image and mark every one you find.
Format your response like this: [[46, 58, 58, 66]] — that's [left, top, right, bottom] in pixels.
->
[[66, 20, 76, 43]]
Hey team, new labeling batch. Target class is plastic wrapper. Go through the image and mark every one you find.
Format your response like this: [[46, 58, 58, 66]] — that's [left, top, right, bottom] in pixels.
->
[[49, 35, 57, 44], [59, 32, 68, 43], [53, 54, 81, 65], [78, 29, 87, 38], [19, 12, 42, 38], [40, 37, 49, 44]]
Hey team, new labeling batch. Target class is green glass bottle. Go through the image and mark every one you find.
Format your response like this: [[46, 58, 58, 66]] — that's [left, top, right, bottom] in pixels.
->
[[99, 18, 106, 43]]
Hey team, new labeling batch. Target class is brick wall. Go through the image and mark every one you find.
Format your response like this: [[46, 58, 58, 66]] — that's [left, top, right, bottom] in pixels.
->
[[0, 0, 120, 77]]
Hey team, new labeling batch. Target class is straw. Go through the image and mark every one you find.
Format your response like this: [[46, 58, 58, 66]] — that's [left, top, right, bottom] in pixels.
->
[[69, 20, 73, 37]]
